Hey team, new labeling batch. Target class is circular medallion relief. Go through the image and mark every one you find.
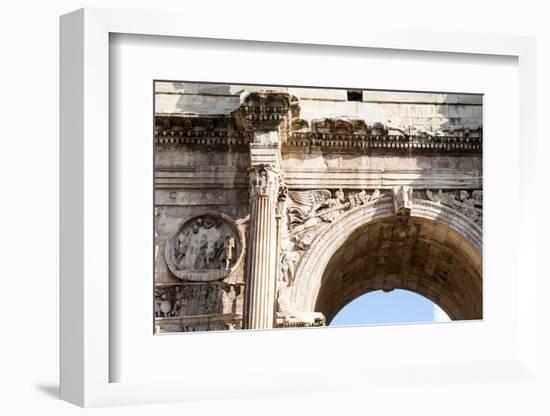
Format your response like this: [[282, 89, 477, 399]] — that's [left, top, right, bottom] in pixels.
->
[[165, 213, 243, 282]]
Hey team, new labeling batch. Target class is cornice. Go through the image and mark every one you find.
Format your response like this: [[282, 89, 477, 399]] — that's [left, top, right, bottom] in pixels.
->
[[155, 92, 482, 156]]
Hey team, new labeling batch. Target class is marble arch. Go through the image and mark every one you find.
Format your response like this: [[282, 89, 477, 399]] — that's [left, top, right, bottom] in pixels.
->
[[285, 197, 482, 323], [154, 84, 483, 332]]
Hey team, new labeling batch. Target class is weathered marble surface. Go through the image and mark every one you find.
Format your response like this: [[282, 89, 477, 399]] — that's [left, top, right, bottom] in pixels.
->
[[154, 83, 483, 333]]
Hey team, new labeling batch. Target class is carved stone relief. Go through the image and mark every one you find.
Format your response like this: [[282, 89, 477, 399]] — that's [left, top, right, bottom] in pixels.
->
[[274, 188, 385, 325], [154, 283, 243, 318], [156, 320, 241, 333], [425, 189, 483, 225], [154, 86, 483, 333], [165, 213, 243, 281], [392, 185, 413, 216], [279, 250, 299, 284], [284, 188, 383, 250], [275, 311, 326, 328]]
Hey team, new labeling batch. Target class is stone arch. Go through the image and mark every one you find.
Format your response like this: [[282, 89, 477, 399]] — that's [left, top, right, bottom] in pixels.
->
[[287, 197, 482, 321]]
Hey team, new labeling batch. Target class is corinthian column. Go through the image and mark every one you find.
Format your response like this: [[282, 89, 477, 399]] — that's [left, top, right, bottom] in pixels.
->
[[236, 91, 290, 329], [243, 164, 281, 329]]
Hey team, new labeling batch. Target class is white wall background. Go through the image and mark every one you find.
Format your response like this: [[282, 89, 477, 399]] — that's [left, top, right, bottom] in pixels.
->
[[0, 1, 548, 414]]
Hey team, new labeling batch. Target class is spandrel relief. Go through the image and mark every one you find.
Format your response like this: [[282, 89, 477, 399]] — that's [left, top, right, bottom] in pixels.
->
[[425, 189, 483, 225], [286, 188, 383, 250]]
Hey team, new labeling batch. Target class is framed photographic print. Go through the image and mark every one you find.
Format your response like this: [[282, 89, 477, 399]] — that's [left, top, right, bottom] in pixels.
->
[[60, 7, 539, 409]]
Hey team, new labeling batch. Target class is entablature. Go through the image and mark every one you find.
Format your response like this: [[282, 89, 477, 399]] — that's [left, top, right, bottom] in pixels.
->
[[155, 91, 482, 156]]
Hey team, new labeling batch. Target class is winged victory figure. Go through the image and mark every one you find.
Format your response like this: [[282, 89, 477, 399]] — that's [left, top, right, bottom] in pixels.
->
[[287, 189, 347, 233]]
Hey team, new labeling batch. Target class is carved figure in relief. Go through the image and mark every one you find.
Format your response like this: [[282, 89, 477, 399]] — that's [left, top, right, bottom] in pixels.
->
[[205, 239, 217, 268], [425, 189, 443, 203], [347, 189, 381, 208], [318, 189, 346, 222], [280, 255, 290, 283], [174, 229, 191, 270], [192, 218, 202, 233], [204, 285, 218, 314], [425, 189, 482, 224], [287, 188, 383, 249], [292, 232, 316, 250], [171, 286, 184, 317], [280, 251, 298, 283], [288, 189, 343, 233], [277, 286, 291, 313], [194, 234, 209, 269], [221, 234, 236, 270], [155, 291, 173, 318], [457, 190, 483, 223], [221, 284, 237, 314]]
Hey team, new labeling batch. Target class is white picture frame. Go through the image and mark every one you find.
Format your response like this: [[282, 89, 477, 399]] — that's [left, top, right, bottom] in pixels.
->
[[60, 7, 539, 408]]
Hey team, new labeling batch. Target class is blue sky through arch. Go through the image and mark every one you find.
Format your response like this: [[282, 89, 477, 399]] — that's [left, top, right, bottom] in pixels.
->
[[330, 289, 450, 326]]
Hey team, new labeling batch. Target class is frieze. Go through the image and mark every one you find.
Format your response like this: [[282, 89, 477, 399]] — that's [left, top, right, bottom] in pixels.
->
[[165, 213, 244, 282], [155, 313, 243, 333], [155, 283, 243, 318]]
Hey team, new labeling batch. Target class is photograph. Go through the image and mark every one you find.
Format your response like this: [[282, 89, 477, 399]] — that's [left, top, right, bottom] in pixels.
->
[[153, 82, 483, 334], [1, 0, 545, 412]]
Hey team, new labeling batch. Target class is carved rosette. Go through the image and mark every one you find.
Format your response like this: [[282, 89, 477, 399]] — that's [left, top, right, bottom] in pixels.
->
[[165, 213, 244, 282]]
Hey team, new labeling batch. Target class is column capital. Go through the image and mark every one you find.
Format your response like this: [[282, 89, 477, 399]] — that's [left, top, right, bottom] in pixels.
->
[[248, 164, 281, 200]]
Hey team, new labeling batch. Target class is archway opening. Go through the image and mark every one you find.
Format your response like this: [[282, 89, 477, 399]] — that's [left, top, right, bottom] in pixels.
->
[[314, 215, 482, 324], [330, 289, 451, 326]]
